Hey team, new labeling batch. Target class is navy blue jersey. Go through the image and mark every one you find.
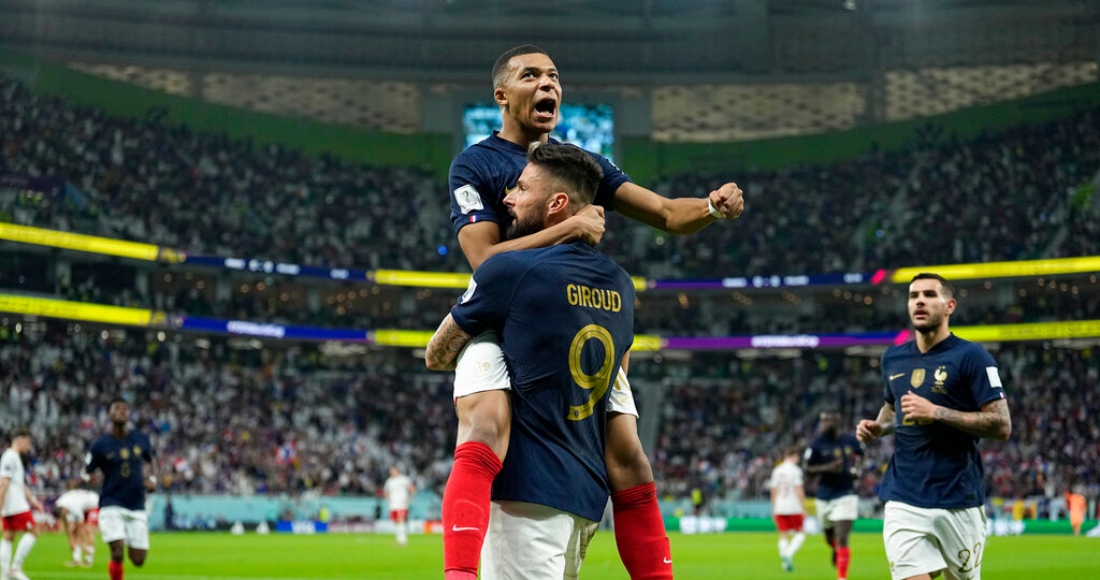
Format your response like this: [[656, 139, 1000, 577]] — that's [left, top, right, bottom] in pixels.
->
[[450, 241, 635, 522], [804, 433, 863, 500], [449, 133, 631, 236], [878, 334, 1006, 509], [85, 431, 153, 511]]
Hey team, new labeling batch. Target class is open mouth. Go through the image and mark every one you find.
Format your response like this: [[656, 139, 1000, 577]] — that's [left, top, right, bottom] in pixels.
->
[[534, 98, 557, 120]]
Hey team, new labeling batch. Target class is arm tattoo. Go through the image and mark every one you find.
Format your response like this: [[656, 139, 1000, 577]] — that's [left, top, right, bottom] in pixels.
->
[[932, 398, 1012, 441], [877, 403, 896, 436], [425, 315, 473, 371]]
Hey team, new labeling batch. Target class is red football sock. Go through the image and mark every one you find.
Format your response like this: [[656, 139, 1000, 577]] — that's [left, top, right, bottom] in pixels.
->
[[442, 441, 502, 577], [836, 546, 851, 579], [612, 482, 673, 580], [109, 560, 124, 580]]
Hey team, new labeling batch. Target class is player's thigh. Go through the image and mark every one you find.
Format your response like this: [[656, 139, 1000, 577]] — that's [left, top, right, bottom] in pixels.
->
[[605, 367, 639, 417], [124, 510, 151, 551], [481, 501, 574, 580], [97, 507, 129, 544], [935, 507, 986, 580], [883, 502, 948, 580], [453, 331, 510, 399]]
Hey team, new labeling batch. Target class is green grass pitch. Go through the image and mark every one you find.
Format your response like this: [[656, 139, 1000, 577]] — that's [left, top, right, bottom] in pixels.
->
[[20, 530, 1098, 579]]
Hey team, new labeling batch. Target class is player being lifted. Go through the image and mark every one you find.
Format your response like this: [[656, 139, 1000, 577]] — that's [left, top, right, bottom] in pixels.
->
[[443, 43, 744, 580]]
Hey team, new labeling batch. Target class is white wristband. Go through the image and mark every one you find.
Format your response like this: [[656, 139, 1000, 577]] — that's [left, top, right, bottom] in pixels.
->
[[707, 198, 725, 219]]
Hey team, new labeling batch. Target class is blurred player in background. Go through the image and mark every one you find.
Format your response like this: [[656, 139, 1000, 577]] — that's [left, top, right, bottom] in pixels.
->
[[443, 43, 744, 580], [53, 482, 100, 568], [857, 273, 1011, 580], [1065, 485, 1086, 537], [804, 409, 863, 580], [769, 446, 806, 572], [383, 466, 416, 547], [85, 398, 156, 580], [0, 428, 42, 580], [430, 142, 636, 579]]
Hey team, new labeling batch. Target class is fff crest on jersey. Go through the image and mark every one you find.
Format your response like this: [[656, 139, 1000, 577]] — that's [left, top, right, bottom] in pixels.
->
[[910, 368, 926, 388]]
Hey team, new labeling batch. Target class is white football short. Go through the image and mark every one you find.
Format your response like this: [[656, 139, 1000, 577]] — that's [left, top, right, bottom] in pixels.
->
[[884, 501, 987, 580], [480, 500, 599, 580], [816, 494, 859, 529], [98, 506, 149, 550], [453, 333, 639, 418]]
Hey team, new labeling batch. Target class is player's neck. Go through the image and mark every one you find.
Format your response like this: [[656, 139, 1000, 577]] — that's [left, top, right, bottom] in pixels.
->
[[111, 425, 129, 439], [914, 326, 951, 353], [497, 124, 549, 149]]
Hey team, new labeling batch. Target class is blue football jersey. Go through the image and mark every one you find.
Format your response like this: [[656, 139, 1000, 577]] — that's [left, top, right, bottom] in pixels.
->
[[878, 334, 1007, 509], [448, 133, 630, 236], [805, 433, 863, 500], [86, 430, 154, 511], [450, 241, 635, 522]]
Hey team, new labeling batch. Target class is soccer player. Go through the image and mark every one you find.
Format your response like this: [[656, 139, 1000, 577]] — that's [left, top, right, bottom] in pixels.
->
[[383, 466, 416, 547], [804, 409, 863, 580], [1065, 486, 1087, 537], [443, 43, 744, 580], [85, 398, 157, 580], [428, 142, 636, 579], [53, 483, 100, 567], [769, 446, 806, 572], [857, 273, 1012, 580], [0, 428, 42, 580]]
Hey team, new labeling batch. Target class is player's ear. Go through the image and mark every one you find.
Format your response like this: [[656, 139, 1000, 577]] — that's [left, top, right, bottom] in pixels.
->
[[547, 191, 570, 215], [494, 86, 508, 109], [945, 297, 957, 315]]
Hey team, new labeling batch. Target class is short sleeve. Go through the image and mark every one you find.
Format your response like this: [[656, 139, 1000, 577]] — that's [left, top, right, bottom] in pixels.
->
[[964, 345, 1006, 408], [0, 453, 15, 479], [449, 253, 523, 337], [583, 147, 632, 210], [449, 153, 501, 234]]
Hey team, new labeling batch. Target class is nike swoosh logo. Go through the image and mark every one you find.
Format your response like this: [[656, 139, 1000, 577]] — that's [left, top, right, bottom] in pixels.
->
[[451, 525, 480, 532], [663, 558, 673, 564], [889, 373, 905, 380]]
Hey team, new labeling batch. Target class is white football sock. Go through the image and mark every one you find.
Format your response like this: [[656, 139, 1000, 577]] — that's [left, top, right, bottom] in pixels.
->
[[788, 532, 806, 557], [12, 534, 35, 569], [1, 538, 12, 576], [778, 536, 789, 558]]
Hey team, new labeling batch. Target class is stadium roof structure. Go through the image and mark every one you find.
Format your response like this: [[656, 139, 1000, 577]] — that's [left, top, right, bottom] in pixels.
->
[[1, 0, 1097, 86]]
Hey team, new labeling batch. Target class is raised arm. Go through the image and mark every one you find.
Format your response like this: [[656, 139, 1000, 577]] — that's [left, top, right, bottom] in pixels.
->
[[457, 205, 606, 270], [901, 393, 1011, 441], [425, 314, 474, 371], [613, 181, 743, 235]]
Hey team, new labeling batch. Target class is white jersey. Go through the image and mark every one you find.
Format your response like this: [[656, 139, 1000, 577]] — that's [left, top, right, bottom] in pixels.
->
[[768, 459, 804, 516], [56, 489, 100, 516], [0, 448, 30, 516], [383, 475, 413, 511]]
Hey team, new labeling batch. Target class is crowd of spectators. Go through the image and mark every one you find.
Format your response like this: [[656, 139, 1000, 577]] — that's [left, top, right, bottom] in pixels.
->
[[3, 75, 1100, 282]]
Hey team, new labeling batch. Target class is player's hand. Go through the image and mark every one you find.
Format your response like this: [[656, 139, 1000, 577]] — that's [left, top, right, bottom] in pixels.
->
[[570, 204, 606, 246], [30, 498, 43, 512], [856, 419, 883, 443], [708, 182, 744, 220], [900, 391, 938, 422], [145, 476, 157, 493]]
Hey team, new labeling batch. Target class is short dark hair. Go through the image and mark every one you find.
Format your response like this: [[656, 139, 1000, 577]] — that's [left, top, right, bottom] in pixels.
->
[[526, 142, 603, 206], [910, 272, 954, 299], [108, 396, 129, 409], [10, 427, 30, 440], [492, 44, 550, 89]]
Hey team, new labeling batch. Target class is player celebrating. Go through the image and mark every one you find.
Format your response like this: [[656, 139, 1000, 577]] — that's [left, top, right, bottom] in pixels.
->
[[443, 43, 744, 580], [804, 409, 863, 580], [0, 428, 42, 580], [85, 398, 157, 580], [857, 273, 1012, 580], [382, 466, 416, 547], [429, 142, 636, 579], [768, 446, 806, 572], [53, 482, 100, 568]]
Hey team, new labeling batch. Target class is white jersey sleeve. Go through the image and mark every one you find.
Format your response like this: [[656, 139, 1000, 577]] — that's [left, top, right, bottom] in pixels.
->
[[0, 449, 30, 517]]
